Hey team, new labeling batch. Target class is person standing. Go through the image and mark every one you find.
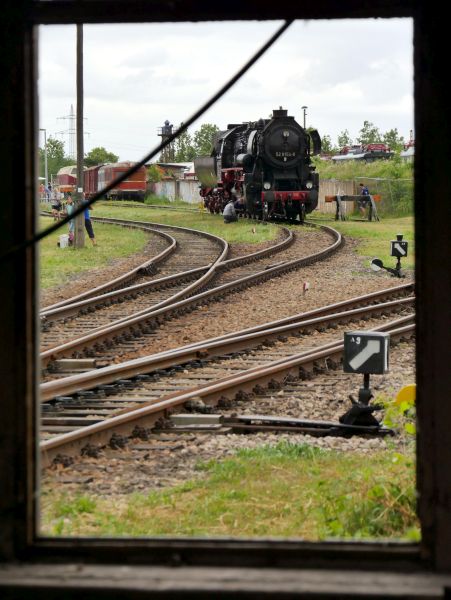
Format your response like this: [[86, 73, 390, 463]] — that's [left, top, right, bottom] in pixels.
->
[[50, 188, 62, 221], [65, 194, 75, 245], [358, 182, 370, 216], [84, 204, 97, 246]]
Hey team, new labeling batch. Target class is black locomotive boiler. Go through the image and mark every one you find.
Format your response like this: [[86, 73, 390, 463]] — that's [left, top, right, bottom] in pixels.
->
[[194, 107, 321, 223]]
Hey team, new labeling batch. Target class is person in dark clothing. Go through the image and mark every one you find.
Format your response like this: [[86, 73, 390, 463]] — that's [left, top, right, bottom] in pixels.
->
[[358, 183, 370, 216], [233, 197, 245, 216], [84, 205, 97, 245]]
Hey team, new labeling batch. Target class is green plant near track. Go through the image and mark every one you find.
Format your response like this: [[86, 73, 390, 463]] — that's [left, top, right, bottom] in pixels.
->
[[93, 201, 281, 245], [41, 442, 418, 540], [39, 217, 147, 289], [310, 215, 414, 270], [315, 155, 414, 217]]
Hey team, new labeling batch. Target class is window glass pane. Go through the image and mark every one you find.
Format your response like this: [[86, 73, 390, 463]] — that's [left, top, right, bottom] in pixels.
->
[[38, 18, 416, 542]]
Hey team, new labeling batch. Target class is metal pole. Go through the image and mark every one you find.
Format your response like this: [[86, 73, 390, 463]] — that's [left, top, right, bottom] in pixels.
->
[[74, 24, 85, 248], [301, 105, 307, 129], [40, 128, 48, 189]]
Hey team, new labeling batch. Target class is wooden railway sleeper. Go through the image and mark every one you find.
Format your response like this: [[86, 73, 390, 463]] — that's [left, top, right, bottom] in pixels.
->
[[268, 379, 282, 390], [253, 384, 266, 395], [313, 360, 327, 374]]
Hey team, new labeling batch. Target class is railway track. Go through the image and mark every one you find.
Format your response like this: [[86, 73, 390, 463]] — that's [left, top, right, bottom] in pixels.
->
[[40, 284, 414, 466], [40, 221, 229, 348], [40, 221, 341, 370]]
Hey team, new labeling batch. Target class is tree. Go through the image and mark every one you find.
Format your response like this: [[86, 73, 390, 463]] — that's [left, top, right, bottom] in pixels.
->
[[147, 164, 163, 183], [193, 123, 219, 156], [39, 136, 73, 181], [319, 134, 334, 154], [173, 125, 196, 162], [337, 129, 353, 149], [382, 128, 405, 152], [357, 120, 381, 145], [84, 146, 119, 167]]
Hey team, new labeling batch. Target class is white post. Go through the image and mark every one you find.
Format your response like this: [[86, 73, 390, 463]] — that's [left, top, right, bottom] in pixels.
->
[[301, 106, 307, 129]]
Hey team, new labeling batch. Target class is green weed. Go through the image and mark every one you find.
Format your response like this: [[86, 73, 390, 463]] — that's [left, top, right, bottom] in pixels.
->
[[41, 442, 418, 540], [39, 216, 147, 289]]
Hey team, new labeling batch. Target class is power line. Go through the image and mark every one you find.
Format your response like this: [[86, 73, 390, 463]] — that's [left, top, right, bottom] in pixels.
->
[[1, 19, 292, 262]]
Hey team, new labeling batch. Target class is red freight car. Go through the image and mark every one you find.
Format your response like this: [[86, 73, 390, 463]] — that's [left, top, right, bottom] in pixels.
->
[[97, 162, 147, 201], [84, 164, 102, 199]]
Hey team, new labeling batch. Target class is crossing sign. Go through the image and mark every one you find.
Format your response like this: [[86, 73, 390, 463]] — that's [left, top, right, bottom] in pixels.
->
[[344, 331, 390, 374]]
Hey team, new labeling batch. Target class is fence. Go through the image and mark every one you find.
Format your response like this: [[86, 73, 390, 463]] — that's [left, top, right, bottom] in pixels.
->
[[318, 177, 413, 217], [318, 180, 355, 216], [149, 176, 413, 215]]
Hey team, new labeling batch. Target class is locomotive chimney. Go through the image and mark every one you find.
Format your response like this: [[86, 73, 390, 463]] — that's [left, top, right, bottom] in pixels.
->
[[273, 108, 288, 118]]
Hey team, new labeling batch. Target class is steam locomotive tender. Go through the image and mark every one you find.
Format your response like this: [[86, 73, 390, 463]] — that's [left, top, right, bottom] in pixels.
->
[[194, 108, 321, 223]]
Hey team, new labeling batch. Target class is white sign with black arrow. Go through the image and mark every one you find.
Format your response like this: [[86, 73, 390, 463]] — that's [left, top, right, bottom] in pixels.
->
[[344, 331, 390, 374]]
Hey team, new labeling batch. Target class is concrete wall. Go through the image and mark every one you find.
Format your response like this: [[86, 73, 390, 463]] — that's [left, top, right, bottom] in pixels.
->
[[151, 179, 201, 204]]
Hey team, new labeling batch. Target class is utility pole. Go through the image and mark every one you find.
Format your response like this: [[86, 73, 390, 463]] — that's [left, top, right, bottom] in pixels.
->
[[39, 128, 48, 189], [74, 24, 85, 248]]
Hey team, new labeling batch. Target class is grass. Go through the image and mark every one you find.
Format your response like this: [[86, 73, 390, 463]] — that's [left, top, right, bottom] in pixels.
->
[[311, 214, 414, 270], [314, 155, 414, 182], [40, 442, 418, 540], [39, 216, 147, 289], [39, 202, 414, 289], [93, 201, 281, 245], [144, 194, 197, 208]]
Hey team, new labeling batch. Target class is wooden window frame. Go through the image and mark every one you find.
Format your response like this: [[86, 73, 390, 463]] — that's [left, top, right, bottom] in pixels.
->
[[1, 0, 450, 589]]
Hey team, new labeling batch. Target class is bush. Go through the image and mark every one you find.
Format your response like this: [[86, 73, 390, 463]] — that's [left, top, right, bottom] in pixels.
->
[[315, 156, 414, 217]]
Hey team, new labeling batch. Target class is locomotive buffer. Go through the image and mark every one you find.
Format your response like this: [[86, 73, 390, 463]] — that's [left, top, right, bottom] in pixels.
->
[[340, 331, 391, 430]]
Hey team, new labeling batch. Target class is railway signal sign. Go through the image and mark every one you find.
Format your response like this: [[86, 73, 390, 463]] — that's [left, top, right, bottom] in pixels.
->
[[391, 234, 408, 258], [344, 331, 390, 375], [371, 233, 408, 278], [339, 330, 391, 430]]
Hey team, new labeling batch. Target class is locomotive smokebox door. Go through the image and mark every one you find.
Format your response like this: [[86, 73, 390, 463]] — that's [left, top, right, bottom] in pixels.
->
[[343, 331, 389, 374], [390, 234, 408, 258]]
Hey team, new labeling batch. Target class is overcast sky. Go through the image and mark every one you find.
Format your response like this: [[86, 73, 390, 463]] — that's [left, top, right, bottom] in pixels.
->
[[38, 19, 413, 162]]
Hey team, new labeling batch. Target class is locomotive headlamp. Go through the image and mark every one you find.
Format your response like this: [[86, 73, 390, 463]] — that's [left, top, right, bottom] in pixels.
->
[[306, 181, 313, 189], [263, 182, 271, 190], [282, 130, 290, 138]]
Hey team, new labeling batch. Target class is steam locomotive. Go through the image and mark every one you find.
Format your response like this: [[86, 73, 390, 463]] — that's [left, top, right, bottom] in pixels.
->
[[194, 108, 321, 223]]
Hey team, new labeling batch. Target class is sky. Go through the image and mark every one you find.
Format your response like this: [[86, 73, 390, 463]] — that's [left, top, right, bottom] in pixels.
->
[[38, 19, 413, 163]]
